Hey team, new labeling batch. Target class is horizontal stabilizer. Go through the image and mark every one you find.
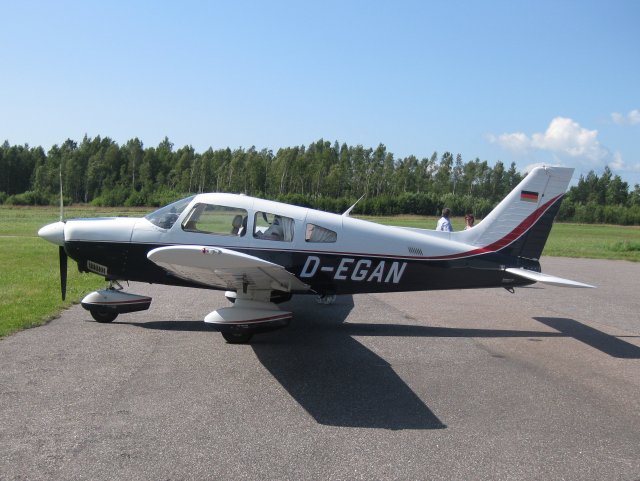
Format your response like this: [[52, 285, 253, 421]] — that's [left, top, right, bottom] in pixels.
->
[[505, 268, 595, 288]]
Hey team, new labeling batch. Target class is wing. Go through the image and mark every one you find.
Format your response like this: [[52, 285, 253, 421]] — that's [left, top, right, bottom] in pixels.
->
[[505, 267, 595, 288], [147, 246, 310, 292]]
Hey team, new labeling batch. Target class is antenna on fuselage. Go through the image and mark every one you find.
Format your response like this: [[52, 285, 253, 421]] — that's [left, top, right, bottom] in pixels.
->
[[342, 194, 365, 217]]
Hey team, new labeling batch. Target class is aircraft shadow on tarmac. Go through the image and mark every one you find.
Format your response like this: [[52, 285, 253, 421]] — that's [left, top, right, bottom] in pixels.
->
[[250, 295, 446, 430], [117, 296, 445, 430], [116, 297, 640, 429], [533, 317, 640, 359]]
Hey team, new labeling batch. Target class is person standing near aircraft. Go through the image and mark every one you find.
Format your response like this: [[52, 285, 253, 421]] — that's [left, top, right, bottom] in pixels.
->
[[464, 213, 475, 230], [436, 207, 453, 232]]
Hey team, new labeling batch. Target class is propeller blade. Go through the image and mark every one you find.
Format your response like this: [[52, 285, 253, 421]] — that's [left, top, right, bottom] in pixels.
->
[[59, 246, 67, 301]]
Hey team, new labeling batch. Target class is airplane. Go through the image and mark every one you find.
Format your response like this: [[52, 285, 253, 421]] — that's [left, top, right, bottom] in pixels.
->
[[38, 165, 594, 343]]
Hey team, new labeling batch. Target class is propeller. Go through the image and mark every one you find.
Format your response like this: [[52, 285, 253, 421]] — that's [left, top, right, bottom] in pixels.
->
[[58, 160, 67, 300], [34, 159, 69, 301], [59, 245, 68, 301]]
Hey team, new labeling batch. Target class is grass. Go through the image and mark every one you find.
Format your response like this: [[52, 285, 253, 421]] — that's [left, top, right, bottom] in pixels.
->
[[1, 206, 639, 338], [542, 223, 640, 261], [0, 205, 145, 338], [0, 237, 104, 336]]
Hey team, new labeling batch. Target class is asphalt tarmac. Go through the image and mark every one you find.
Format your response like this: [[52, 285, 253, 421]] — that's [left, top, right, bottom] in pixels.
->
[[1, 257, 639, 481]]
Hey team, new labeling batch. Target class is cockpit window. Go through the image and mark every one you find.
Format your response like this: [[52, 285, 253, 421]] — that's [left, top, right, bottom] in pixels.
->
[[145, 195, 195, 229], [182, 203, 248, 236], [305, 223, 337, 243]]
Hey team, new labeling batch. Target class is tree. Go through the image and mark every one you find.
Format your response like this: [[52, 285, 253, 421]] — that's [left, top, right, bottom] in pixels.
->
[[629, 184, 640, 207], [125, 138, 144, 192], [606, 172, 628, 205], [3, 136, 637, 225], [452, 154, 463, 195], [1, 142, 38, 196], [434, 152, 453, 195], [490, 161, 505, 202]]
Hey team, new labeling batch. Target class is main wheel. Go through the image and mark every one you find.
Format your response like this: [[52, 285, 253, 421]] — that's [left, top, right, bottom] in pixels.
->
[[90, 309, 118, 323], [316, 294, 336, 305], [221, 329, 253, 344]]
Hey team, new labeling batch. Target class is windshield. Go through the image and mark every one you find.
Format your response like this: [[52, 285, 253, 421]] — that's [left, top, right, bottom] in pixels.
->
[[145, 195, 195, 229]]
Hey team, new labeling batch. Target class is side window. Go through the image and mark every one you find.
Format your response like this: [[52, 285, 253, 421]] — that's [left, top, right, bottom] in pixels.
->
[[305, 223, 337, 243], [182, 203, 248, 236], [254, 212, 295, 242]]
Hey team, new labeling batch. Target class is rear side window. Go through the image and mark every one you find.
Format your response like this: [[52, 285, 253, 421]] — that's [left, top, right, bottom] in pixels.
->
[[182, 203, 248, 236], [305, 223, 337, 243]]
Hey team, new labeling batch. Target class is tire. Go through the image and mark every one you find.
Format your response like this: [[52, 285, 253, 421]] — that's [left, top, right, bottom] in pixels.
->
[[221, 329, 253, 344], [270, 291, 292, 304], [90, 309, 118, 323], [316, 294, 336, 305]]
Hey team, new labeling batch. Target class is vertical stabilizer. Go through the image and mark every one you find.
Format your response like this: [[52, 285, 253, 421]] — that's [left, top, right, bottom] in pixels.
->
[[464, 166, 573, 260]]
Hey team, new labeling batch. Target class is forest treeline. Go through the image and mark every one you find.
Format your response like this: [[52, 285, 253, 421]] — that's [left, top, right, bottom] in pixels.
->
[[1, 136, 639, 224]]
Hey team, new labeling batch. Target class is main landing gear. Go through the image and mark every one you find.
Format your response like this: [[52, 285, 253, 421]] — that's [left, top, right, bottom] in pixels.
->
[[210, 291, 293, 344], [220, 327, 254, 344]]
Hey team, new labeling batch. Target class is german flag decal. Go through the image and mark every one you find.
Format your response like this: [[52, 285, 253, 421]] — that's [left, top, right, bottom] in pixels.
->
[[520, 190, 539, 202]]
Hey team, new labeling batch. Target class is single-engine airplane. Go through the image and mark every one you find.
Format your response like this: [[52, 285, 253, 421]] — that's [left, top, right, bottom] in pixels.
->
[[38, 166, 593, 343]]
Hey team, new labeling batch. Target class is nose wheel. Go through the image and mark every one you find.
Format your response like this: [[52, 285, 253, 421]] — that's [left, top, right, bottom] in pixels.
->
[[90, 309, 118, 323], [81, 281, 152, 323]]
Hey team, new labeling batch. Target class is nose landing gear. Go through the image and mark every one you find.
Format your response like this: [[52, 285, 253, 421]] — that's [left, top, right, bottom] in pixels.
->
[[81, 281, 152, 323]]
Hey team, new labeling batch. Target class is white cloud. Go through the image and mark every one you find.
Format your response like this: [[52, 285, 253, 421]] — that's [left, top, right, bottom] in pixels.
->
[[610, 152, 625, 170], [611, 109, 640, 125], [489, 117, 609, 163], [486, 116, 638, 182], [485, 132, 531, 153]]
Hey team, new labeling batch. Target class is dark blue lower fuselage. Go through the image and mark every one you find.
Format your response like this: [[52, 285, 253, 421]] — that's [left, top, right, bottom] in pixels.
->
[[65, 240, 537, 295]]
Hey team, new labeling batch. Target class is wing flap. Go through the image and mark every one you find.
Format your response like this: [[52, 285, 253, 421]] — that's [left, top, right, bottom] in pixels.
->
[[506, 267, 595, 288], [147, 246, 310, 292]]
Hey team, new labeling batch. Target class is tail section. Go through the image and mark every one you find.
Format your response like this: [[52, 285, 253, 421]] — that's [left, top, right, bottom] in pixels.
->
[[451, 165, 593, 288], [463, 166, 573, 260]]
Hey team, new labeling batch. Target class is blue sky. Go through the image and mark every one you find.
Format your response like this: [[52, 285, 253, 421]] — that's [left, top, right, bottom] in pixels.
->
[[1, 0, 639, 186]]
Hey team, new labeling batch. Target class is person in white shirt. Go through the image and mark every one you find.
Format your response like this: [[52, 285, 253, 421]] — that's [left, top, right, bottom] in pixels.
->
[[436, 207, 453, 232]]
